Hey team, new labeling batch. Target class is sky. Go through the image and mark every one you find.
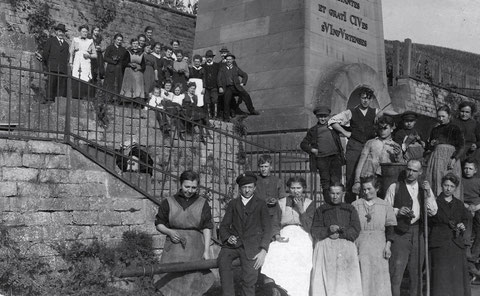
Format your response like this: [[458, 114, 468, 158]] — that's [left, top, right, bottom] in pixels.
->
[[382, 0, 480, 54]]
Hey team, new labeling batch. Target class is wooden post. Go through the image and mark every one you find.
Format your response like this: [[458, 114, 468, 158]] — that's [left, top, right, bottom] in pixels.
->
[[436, 62, 442, 84], [403, 39, 412, 77], [393, 41, 401, 84]]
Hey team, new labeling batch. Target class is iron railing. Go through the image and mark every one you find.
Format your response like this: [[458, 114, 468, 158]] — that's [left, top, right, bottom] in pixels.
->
[[0, 57, 323, 226]]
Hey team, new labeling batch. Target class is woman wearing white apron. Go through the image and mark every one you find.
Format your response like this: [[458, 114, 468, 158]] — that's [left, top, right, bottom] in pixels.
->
[[262, 176, 315, 296]]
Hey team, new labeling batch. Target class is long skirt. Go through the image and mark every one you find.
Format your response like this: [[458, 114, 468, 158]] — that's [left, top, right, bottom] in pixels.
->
[[430, 241, 471, 296], [144, 64, 156, 94], [426, 144, 462, 199], [356, 230, 391, 296], [120, 68, 145, 99], [311, 238, 363, 296], [155, 229, 214, 296], [262, 225, 312, 296]]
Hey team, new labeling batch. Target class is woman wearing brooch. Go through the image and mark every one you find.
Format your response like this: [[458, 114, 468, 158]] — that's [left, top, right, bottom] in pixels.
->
[[352, 175, 397, 296]]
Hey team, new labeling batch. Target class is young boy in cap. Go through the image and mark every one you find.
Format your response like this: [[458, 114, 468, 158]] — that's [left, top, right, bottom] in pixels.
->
[[218, 172, 273, 296], [301, 105, 344, 202], [393, 111, 425, 162]]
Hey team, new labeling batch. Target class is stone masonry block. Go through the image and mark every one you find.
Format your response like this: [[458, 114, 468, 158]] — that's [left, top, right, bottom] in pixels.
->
[[50, 212, 73, 225], [22, 153, 46, 168], [0, 139, 28, 152], [90, 225, 130, 239], [120, 211, 145, 225], [28, 140, 67, 155], [2, 167, 38, 182], [0, 181, 17, 197], [37, 169, 70, 183], [68, 170, 107, 184], [17, 182, 53, 198], [55, 183, 106, 198], [0, 152, 22, 167], [72, 211, 98, 226], [97, 211, 123, 226]]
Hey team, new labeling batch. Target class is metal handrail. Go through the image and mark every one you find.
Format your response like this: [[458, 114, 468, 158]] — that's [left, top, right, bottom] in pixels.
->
[[1, 57, 310, 223]]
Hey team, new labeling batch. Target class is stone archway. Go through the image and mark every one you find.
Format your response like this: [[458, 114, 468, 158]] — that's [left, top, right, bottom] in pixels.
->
[[314, 63, 391, 114]]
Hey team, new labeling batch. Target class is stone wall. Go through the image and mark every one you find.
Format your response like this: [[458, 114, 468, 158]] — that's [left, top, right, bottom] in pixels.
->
[[0, 0, 196, 66], [390, 77, 480, 118], [0, 138, 162, 266]]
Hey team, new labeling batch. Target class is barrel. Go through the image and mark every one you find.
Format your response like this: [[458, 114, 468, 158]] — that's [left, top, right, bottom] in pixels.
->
[[380, 163, 407, 195]]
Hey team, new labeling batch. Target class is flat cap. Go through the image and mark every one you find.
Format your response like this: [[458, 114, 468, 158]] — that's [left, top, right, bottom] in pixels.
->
[[401, 111, 418, 121], [236, 172, 257, 187], [313, 105, 331, 115]]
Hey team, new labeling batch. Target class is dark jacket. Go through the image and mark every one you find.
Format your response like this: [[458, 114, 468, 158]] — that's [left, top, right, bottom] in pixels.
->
[[429, 194, 471, 249], [300, 124, 345, 172], [217, 64, 248, 92], [203, 62, 220, 89], [219, 195, 273, 259], [42, 36, 70, 73]]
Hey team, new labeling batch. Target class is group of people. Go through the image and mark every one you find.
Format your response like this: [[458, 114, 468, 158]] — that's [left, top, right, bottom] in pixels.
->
[[153, 90, 480, 296], [40, 23, 260, 124]]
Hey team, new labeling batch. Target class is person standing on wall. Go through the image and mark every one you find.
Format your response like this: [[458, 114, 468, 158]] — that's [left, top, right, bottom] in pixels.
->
[[301, 105, 344, 203], [328, 89, 379, 203], [42, 23, 70, 102]]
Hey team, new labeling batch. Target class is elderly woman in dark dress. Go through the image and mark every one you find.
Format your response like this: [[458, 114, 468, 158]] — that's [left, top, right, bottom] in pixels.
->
[[154, 170, 214, 296], [429, 172, 471, 296], [425, 105, 465, 198]]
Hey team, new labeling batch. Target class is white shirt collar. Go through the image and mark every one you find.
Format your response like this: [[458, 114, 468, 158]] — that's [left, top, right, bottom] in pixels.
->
[[241, 195, 253, 205]]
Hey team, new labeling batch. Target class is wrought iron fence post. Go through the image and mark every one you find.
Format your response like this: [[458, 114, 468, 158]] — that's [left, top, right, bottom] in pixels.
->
[[64, 69, 72, 143]]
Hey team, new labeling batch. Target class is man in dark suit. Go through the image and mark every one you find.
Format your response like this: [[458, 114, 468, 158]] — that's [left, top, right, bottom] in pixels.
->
[[218, 173, 273, 296], [217, 53, 259, 121], [203, 50, 220, 118], [42, 23, 70, 101]]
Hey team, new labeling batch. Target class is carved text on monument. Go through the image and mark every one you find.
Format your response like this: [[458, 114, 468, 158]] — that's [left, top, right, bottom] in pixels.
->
[[318, 1, 368, 47]]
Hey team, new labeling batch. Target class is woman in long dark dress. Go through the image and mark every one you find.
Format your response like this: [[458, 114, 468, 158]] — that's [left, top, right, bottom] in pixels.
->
[[90, 26, 105, 83], [154, 170, 214, 296], [425, 105, 465, 198], [430, 172, 471, 296], [103, 33, 127, 95], [143, 44, 157, 96], [120, 38, 146, 104]]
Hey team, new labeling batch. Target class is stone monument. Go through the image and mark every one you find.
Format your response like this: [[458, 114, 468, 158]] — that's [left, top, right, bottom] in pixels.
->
[[194, 0, 391, 134]]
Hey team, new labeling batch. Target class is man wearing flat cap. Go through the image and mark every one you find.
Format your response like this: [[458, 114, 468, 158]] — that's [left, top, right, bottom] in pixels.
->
[[217, 53, 259, 121], [203, 50, 221, 118], [218, 172, 273, 296], [393, 111, 425, 162], [301, 106, 344, 202], [42, 23, 70, 102]]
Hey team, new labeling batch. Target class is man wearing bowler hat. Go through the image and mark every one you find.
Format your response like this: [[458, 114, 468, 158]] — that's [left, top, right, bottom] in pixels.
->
[[203, 50, 220, 118], [301, 105, 345, 202], [217, 53, 259, 121], [218, 173, 273, 296], [42, 23, 70, 102]]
